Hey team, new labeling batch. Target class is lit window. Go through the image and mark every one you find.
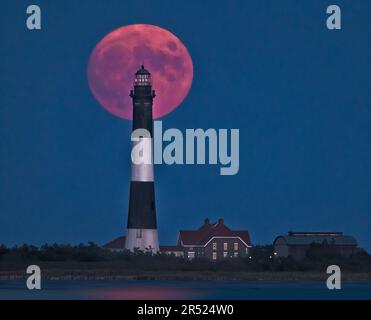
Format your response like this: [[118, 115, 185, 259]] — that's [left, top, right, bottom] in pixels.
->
[[234, 243, 238, 251], [223, 251, 228, 258], [234, 252, 238, 258], [223, 242, 228, 251], [188, 251, 195, 259], [212, 252, 217, 260], [212, 242, 217, 250]]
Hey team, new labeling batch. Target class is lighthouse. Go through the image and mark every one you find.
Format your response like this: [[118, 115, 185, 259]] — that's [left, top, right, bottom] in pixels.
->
[[125, 65, 159, 253]]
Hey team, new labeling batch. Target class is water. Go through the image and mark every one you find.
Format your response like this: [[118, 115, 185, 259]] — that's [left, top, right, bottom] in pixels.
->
[[0, 280, 370, 300]]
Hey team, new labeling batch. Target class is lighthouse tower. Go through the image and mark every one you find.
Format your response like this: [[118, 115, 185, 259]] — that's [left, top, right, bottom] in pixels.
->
[[125, 65, 159, 253]]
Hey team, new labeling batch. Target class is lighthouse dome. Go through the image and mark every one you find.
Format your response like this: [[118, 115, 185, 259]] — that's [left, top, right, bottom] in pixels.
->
[[136, 65, 150, 75]]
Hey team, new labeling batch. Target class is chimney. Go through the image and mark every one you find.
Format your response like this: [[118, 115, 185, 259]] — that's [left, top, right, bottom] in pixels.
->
[[218, 218, 224, 225]]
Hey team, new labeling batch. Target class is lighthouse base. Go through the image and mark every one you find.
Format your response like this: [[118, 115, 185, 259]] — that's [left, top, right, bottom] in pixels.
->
[[125, 228, 159, 253]]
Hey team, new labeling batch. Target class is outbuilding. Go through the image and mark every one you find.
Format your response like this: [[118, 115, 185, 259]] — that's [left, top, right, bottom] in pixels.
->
[[273, 231, 358, 261]]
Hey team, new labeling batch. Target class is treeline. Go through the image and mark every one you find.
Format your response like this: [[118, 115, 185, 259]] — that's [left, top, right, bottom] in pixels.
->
[[0, 243, 370, 273]]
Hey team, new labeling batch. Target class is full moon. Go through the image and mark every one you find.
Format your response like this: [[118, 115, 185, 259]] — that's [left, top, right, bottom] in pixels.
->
[[87, 24, 193, 120]]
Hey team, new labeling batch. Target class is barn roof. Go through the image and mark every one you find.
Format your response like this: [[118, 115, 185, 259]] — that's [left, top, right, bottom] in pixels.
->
[[274, 234, 357, 246], [178, 218, 252, 247]]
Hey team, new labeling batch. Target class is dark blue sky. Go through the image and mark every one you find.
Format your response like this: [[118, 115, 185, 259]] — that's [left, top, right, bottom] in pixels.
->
[[1, 1, 371, 251]]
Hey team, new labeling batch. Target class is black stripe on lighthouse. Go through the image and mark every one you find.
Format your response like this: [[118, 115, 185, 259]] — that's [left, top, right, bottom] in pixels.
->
[[127, 182, 157, 229]]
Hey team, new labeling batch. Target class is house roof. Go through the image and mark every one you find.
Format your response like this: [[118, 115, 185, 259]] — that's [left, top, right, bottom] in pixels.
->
[[274, 234, 357, 246], [178, 218, 251, 247], [103, 236, 126, 249]]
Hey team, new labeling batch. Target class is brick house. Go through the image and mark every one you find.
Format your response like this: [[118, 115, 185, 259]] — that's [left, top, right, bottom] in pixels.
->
[[160, 218, 252, 260], [104, 218, 252, 260]]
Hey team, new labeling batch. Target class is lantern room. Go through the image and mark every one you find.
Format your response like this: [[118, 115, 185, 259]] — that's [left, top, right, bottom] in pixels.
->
[[134, 65, 152, 86]]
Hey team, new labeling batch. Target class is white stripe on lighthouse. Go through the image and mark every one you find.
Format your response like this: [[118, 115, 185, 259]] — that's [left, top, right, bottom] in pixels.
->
[[125, 229, 159, 253], [131, 137, 154, 182]]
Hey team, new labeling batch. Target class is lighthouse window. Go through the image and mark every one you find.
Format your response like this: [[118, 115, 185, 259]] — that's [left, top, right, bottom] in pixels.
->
[[136, 229, 142, 238]]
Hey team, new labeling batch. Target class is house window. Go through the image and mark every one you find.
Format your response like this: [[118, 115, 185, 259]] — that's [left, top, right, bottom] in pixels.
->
[[234, 252, 238, 258], [188, 251, 195, 259], [212, 252, 217, 260], [223, 242, 228, 251], [136, 229, 142, 238], [223, 251, 228, 258], [212, 242, 217, 250], [234, 243, 238, 251]]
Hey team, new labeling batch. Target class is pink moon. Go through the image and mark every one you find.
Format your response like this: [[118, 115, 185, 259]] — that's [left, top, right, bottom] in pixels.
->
[[87, 24, 194, 120]]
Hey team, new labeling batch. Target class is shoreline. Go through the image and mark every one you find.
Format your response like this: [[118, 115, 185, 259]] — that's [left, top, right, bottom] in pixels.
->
[[1, 271, 370, 282]]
